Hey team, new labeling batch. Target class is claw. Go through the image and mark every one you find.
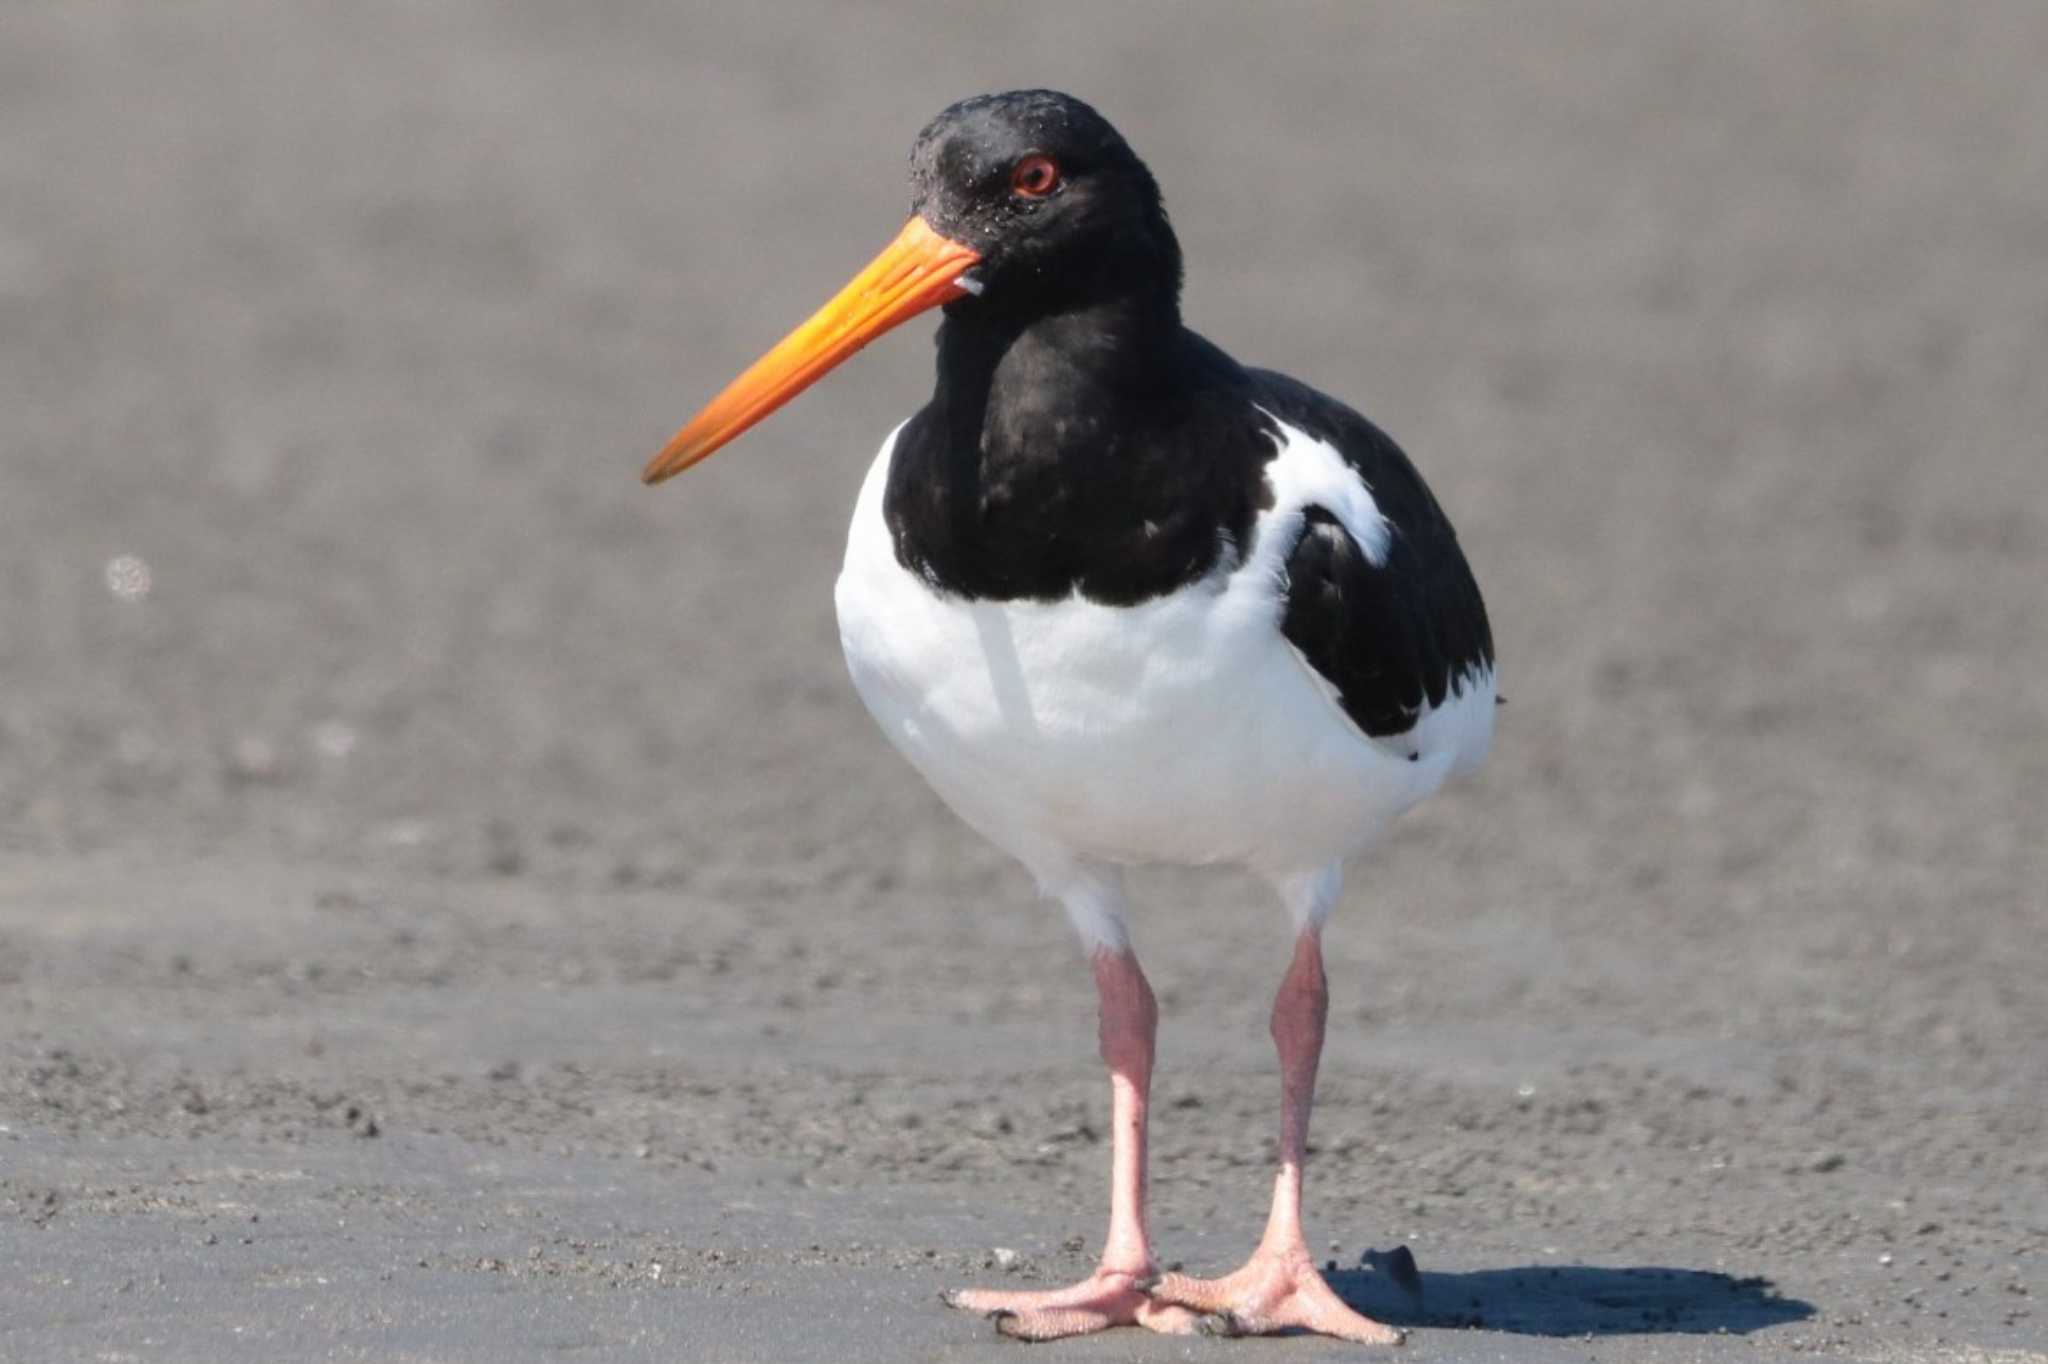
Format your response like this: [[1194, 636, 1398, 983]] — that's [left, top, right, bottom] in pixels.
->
[[1154, 1253, 1404, 1345], [946, 1266, 1190, 1341]]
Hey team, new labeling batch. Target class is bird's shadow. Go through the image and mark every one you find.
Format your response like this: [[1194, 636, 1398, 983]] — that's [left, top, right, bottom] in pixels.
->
[[1327, 1247, 1814, 1337]]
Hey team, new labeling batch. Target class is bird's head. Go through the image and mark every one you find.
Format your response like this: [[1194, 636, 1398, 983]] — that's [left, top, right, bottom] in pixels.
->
[[910, 90, 1180, 322], [643, 90, 1176, 484]]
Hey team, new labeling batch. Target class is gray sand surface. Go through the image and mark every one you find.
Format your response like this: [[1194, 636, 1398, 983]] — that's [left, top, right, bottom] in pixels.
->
[[3, 4, 2044, 1361]]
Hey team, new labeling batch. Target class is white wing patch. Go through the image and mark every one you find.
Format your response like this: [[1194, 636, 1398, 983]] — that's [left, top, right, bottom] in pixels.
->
[[1254, 410, 1392, 566]]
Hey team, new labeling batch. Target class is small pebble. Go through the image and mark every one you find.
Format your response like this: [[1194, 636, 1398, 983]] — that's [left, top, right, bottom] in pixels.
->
[[311, 719, 358, 760], [104, 554, 153, 602], [227, 735, 285, 783]]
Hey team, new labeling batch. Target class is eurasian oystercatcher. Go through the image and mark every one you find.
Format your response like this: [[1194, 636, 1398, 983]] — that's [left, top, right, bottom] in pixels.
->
[[644, 89, 1496, 1345]]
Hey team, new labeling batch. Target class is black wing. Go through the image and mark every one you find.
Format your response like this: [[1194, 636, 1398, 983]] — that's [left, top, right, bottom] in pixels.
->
[[1250, 368, 1494, 741]]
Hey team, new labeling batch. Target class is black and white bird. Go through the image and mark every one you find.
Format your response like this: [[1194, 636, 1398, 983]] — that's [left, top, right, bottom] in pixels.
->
[[644, 90, 1495, 1345]]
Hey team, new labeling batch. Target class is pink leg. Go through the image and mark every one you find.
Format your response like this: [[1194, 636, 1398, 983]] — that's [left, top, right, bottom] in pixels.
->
[[1153, 930, 1403, 1344], [943, 949, 1202, 1340]]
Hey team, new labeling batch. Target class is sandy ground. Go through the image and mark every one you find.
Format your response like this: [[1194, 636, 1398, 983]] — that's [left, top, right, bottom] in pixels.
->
[[4, 3, 2046, 1360]]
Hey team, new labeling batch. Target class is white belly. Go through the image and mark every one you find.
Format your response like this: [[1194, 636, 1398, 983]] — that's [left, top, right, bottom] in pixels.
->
[[832, 421, 1495, 885]]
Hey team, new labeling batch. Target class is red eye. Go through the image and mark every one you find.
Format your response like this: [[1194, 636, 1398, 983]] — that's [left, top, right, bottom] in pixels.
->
[[1010, 154, 1060, 198]]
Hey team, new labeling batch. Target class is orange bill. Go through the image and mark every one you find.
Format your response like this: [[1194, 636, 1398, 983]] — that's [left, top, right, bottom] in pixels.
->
[[643, 216, 982, 484]]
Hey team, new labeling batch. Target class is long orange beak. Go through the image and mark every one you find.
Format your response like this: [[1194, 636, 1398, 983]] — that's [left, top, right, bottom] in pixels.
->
[[642, 216, 981, 484]]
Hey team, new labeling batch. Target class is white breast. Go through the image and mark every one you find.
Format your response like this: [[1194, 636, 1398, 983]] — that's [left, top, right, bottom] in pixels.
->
[[832, 419, 1495, 889]]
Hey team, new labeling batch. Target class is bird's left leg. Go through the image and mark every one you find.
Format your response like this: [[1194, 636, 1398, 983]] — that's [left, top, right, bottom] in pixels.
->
[[1151, 867, 1403, 1345]]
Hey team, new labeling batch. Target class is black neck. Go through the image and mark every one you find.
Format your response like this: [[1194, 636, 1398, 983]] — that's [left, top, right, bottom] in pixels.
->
[[933, 288, 1180, 443], [883, 297, 1270, 606]]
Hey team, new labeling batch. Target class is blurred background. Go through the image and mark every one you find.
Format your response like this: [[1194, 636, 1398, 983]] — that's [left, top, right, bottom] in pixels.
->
[[2, 3, 2043, 1359]]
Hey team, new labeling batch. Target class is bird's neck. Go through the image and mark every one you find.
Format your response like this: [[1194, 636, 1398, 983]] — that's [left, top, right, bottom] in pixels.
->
[[882, 293, 1265, 605], [931, 290, 1184, 464]]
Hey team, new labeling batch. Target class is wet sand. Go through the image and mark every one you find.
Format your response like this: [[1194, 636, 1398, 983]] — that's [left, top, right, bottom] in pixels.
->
[[3, 3, 2044, 1360]]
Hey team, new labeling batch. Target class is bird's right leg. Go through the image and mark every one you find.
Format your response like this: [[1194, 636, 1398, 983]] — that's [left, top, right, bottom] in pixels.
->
[[943, 875, 1201, 1340]]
